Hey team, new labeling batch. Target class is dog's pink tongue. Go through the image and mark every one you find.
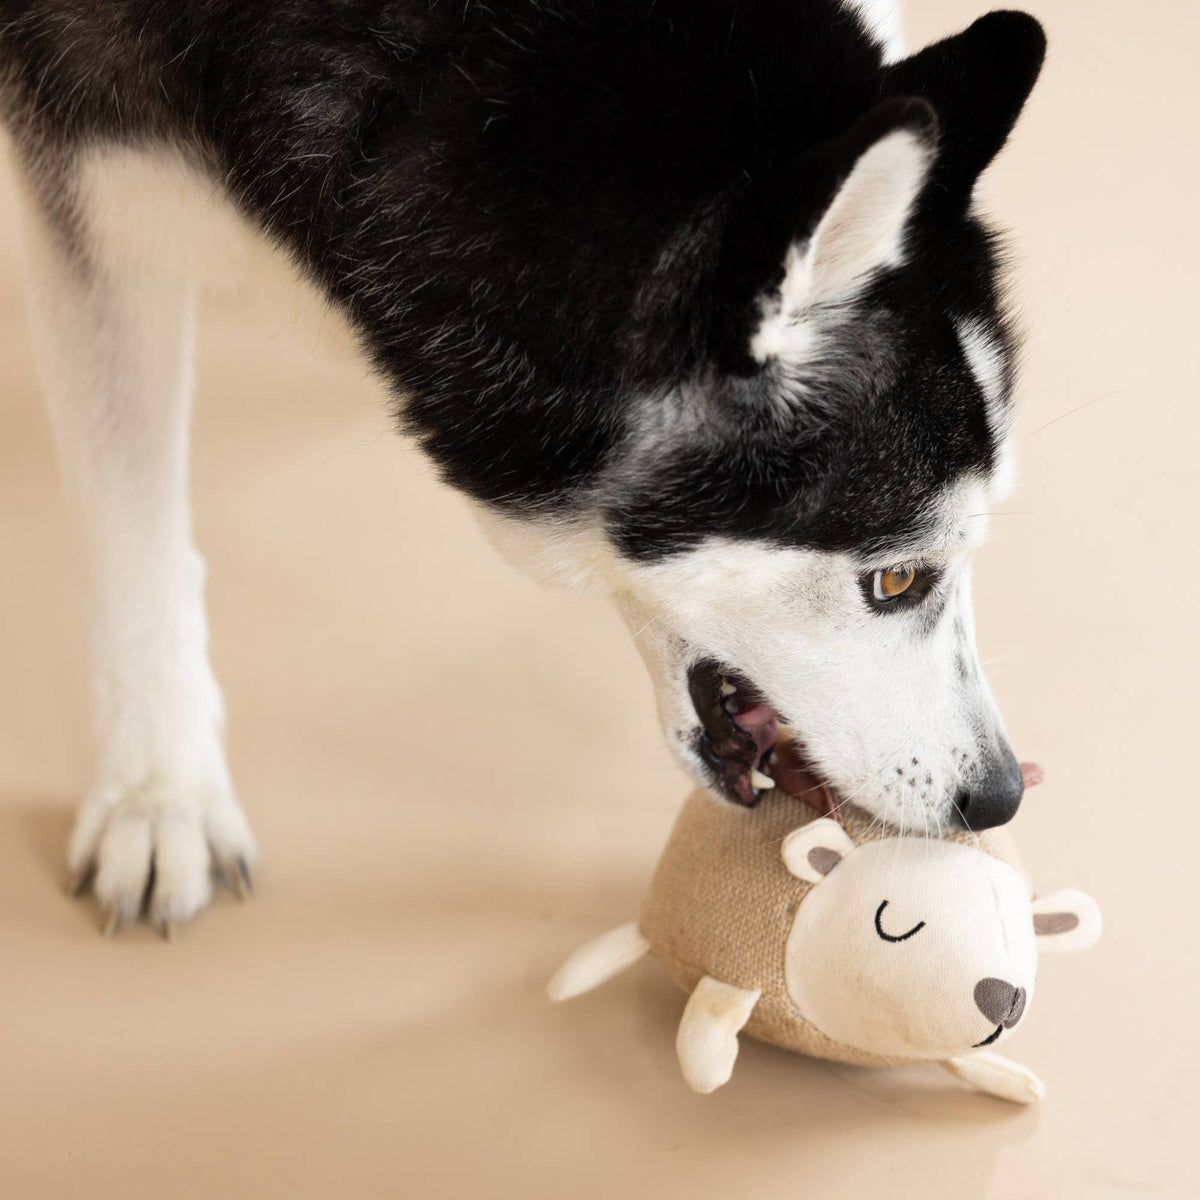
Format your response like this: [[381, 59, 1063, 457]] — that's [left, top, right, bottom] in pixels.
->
[[1020, 762, 1044, 788], [727, 691, 780, 762], [732, 708, 779, 761], [731, 702, 773, 729]]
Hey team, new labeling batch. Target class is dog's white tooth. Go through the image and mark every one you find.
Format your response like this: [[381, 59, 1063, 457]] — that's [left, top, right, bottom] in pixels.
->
[[750, 769, 775, 791], [720, 680, 737, 697]]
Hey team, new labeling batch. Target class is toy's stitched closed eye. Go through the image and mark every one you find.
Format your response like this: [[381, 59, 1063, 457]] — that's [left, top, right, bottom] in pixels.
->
[[874, 899, 926, 943]]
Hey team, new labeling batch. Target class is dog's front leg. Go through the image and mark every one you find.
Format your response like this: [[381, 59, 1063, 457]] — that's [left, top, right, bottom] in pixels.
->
[[16, 175, 256, 937]]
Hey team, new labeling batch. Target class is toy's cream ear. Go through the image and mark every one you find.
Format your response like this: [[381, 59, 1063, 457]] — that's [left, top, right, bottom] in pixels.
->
[[781, 819, 857, 884], [1032, 888, 1102, 953]]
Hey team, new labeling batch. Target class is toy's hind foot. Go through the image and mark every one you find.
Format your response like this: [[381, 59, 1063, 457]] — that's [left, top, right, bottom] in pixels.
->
[[546, 922, 650, 1001], [942, 1051, 1044, 1104]]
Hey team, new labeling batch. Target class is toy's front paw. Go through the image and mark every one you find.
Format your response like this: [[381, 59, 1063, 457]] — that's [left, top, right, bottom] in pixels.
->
[[942, 1051, 1045, 1104], [676, 976, 761, 1094], [68, 773, 257, 939]]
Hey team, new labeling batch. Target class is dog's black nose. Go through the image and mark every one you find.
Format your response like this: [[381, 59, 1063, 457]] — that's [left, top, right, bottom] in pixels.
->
[[974, 978, 1027, 1027], [951, 743, 1024, 830]]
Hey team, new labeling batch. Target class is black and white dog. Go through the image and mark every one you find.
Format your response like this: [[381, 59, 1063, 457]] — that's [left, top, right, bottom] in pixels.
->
[[0, 1, 1047, 935]]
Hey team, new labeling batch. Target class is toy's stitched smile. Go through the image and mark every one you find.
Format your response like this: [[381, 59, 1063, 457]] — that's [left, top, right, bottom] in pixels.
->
[[686, 659, 838, 815], [973, 1025, 1005, 1048]]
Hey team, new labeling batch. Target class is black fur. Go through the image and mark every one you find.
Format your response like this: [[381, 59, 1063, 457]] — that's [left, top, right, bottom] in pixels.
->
[[0, 2, 1045, 560]]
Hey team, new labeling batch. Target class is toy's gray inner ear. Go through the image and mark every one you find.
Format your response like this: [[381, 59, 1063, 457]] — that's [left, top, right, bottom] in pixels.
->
[[1034, 912, 1079, 935], [808, 847, 842, 876]]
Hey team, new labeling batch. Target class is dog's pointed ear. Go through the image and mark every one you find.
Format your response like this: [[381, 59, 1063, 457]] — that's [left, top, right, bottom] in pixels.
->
[[781, 819, 857, 884], [883, 10, 1046, 210], [746, 97, 938, 365], [1031, 888, 1102, 953]]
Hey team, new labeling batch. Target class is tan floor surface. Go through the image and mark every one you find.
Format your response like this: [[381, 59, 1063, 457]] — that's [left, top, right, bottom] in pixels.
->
[[1, 2, 1197, 1197]]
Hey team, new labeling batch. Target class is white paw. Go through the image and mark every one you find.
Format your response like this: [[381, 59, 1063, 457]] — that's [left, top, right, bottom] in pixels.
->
[[67, 775, 258, 937]]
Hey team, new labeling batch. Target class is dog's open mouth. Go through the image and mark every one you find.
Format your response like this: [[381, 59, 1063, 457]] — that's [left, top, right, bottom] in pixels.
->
[[687, 659, 837, 816]]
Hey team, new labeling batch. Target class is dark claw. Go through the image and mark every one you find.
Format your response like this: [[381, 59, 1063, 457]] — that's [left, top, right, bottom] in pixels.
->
[[67, 863, 94, 898], [235, 858, 253, 900]]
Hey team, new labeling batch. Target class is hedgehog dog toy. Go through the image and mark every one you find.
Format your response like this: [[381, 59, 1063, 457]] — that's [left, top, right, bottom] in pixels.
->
[[548, 788, 1100, 1103]]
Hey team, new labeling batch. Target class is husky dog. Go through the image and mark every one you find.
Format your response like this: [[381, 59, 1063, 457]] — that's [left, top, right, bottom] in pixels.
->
[[0, 1, 1047, 934]]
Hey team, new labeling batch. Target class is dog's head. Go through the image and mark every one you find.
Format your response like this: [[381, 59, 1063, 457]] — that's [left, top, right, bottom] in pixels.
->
[[482, 12, 1046, 832]]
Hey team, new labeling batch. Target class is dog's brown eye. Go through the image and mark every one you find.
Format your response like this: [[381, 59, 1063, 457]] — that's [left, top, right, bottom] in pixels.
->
[[873, 564, 916, 602], [862, 561, 939, 613]]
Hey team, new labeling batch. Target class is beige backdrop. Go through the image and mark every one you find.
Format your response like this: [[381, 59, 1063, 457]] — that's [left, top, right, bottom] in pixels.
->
[[1, 2, 1196, 1197]]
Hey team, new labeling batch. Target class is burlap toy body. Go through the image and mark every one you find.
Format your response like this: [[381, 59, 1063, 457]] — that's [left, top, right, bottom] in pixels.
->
[[549, 790, 1100, 1103]]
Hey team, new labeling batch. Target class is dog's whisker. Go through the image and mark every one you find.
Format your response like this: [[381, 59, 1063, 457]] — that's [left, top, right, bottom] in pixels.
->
[[619, 613, 661, 651], [951, 795, 973, 834], [821, 770, 890, 820], [981, 654, 1017, 668], [1021, 391, 1115, 441]]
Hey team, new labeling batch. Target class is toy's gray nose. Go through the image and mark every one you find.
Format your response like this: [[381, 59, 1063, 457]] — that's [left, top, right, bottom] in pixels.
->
[[974, 978, 1027, 1028]]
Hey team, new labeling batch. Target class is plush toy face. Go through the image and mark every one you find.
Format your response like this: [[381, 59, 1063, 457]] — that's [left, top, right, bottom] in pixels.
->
[[781, 821, 1100, 1060]]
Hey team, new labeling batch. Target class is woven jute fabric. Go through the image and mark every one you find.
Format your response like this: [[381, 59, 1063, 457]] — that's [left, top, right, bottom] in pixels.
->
[[639, 789, 1026, 1068]]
